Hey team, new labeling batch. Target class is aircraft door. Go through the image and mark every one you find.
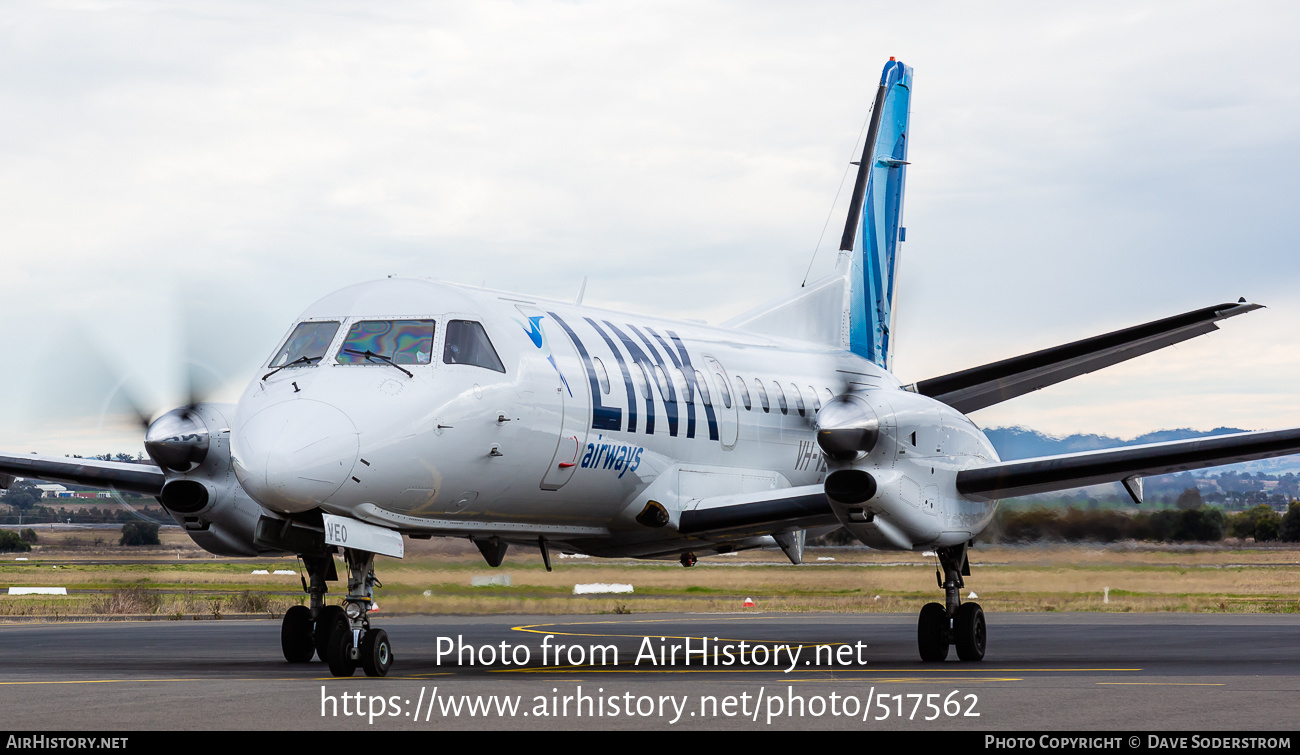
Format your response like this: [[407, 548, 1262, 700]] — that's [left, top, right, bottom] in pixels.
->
[[516, 307, 591, 490], [704, 355, 738, 450]]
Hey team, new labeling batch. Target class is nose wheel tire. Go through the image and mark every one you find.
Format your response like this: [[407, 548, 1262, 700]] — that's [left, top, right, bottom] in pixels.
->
[[324, 613, 358, 677], [314, 605, 347, 663], [360, 628, 393, 677], [280, 605, 315, 663], [953, 602, 986, 661], [917, 602, 949, 662]]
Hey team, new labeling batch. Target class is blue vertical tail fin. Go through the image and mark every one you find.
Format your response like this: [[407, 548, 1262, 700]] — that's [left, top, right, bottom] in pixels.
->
[[840, 58, 912, 370], [723, 59, 912, 359]]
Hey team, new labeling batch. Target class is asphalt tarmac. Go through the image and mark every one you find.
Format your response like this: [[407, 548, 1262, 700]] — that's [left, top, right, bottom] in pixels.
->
[[1, 612, 1297, 731]]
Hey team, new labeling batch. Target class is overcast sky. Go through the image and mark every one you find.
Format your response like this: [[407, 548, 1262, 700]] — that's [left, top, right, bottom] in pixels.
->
[[3, 1, 1300, 455]]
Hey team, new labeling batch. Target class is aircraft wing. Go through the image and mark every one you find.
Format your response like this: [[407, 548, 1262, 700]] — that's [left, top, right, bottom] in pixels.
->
[[0, 451, 165, 496], [956, 427, 1300, 501], [677, 485, 836, 537], [910, 301, 1261, 414]]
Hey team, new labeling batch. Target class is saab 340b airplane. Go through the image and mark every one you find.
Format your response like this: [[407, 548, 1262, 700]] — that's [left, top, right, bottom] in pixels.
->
[[5, 59, 1300, 677]]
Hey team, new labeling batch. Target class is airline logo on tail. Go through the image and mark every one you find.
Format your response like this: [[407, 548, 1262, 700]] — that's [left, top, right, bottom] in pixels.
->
[[842, 58, 912, 370]]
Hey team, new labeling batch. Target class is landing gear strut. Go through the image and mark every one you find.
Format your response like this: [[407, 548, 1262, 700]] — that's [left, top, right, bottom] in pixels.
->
[[280, 549, 393, 677], [327, 548, 393, 677], [917, 543, 985, 662]]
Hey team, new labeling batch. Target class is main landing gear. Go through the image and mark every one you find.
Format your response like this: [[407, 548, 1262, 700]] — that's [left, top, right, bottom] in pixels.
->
[[280, 548, 394, 677], [917, 543, 985, 663]]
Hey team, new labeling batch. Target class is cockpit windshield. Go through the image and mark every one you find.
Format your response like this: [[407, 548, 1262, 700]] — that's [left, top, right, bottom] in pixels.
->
[[443, 320, 506, 372], [336, 320, 436, 365], [268, 321, 340, 368]]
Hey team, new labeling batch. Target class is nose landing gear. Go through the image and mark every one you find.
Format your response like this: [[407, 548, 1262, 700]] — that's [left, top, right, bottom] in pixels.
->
[[280, 553, 335, 664], [279, 548, 394, 677], [917, 543, 985, 662], [359, 628, 393, 677], [279, 604, 316, 663]]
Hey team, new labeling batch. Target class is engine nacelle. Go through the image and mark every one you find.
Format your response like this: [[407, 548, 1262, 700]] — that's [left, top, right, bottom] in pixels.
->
[[148, 403, 283, 557], [817, 389, 1000, 551]]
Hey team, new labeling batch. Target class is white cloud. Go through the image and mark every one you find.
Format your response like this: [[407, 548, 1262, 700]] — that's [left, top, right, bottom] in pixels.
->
[[2, 1, 1300, 452]]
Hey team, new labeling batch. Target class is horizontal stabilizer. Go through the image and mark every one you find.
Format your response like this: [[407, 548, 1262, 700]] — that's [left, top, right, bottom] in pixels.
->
[[956, 427, 1300, 501], [0, 451, 165, 496], [910, 301, 1261, 413]]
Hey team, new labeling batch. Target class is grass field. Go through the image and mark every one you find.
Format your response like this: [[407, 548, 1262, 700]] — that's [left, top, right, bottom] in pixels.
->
[[1, 527, 1298, 619]]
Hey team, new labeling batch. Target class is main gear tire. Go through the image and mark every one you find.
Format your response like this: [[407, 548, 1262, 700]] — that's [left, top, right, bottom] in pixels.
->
[[953, 602, 986, 662], [918, 602, 950, 662]]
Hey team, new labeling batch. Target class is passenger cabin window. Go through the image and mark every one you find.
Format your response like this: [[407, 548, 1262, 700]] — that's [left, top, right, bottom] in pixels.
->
[[336, 320, 435, 366], [653, 366, 671, 400], [695, 370, 712, 406], [593, 357, 611, 394], [443, 320, 506, 373], [675, 368, 693, 402], [809, 387, 821, 413], [772, 382, 788, 415], [270, 321, 340, 368], [735, 376, 751, 410], [634, 364, 651, 397], [714, 372, 731, 408], [790, 384, 805, 417], [754, 379, 769, 413]]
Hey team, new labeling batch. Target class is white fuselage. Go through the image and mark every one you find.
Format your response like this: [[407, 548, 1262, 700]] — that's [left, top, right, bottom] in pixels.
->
[[224, 277, 1000, 557]]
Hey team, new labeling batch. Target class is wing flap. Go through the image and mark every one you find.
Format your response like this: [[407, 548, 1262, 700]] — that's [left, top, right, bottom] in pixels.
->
[[0, 451, 165, 496], [678, 484, 836, 536], [956, 427, 1300, 501], [912, 301, 1261, 413]]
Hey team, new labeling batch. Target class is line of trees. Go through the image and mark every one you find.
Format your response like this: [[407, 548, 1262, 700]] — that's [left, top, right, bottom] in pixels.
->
[[979, 501, 1300, 544], [809, 489, 1300, 546], [0, 523, 159, 550], [0, 505, 168, 526]]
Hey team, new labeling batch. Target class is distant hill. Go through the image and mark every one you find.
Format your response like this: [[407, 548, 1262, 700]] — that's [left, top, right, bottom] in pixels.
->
[[983, 425, 1300, 480], [984, 426, 1249, 461]]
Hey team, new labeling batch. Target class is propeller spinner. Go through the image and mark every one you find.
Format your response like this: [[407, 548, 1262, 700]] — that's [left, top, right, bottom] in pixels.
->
[[815, 392, 881, 461], [144, 407, 211, 472]]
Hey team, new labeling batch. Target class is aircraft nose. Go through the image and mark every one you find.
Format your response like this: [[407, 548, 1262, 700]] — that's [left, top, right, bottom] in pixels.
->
[[232, 400, 360, 513]]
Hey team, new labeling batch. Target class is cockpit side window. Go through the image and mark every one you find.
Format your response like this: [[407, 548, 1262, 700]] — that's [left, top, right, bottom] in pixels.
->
[[269, 321, 340, 368], [336, 320, 436, 365], [443, 320, 506, 373]]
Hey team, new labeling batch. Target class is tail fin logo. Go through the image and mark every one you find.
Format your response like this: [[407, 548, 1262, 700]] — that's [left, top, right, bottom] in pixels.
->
[[842, 58, 912, 370]]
